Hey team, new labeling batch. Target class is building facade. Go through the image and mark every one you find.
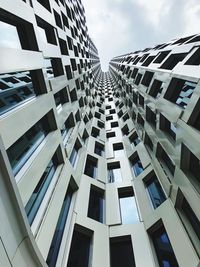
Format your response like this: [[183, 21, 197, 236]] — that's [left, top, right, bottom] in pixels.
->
[[0, 0, 200, 267]]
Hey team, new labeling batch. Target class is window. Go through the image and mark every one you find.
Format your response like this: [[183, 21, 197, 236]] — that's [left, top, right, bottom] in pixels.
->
[[118, 188, 139, 224], [121, 125, 129, 136], [164, 78, 196, 109], [154, 51, 170, 63], [160, 114, 176, 141], [106, 131, 115, 138], [110, 236, 136, 267], [176, 193, 200, 256], [141, 71, 154, 87], [0, 12, 38, 51], [91, 127, 100, 138], [36, 17, 57, 45], [185, 47, 200, 65], [113, 143, 124, 157], [69, 140, 81, 168], [54, 88, 68, 110], [84, 155, 98, 178], [180, 143, 200, 192], [25, 154, 58, 225], [160, 53, 187, 70], [130, 155, 144, 177], [156, 144, 175, 177], [108, 162, 122, 183], [37, 0, 51, 12], [111, 121, 119, 128], [0, 70, 46, 115], [135, 73, 142, 85], [129, 132, 140, 146], [148, 80, 163, 99], [87, 186, 104, 223], [146, 106, 157, 128], [53, 10, 63, 29], [7, 112, 53, 175], [51, 58, 64, 77], [47, 184, 74, 267], [0, 21, 21, 49], [144, 133, 154, 151], [145, 175, 166, 209], [94, 142, 104, 156], [150, 224, 179, 267], [67, 226, 92, 267], [61, 113, 75, 142]]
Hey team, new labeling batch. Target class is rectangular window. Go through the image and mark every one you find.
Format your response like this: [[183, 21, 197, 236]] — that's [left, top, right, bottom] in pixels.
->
[[156, 144, 175, 177], [46, 184, 74, 267], [160, 53, 187, 70], [84, 155, 98, 178], [129, 132, 140, 146], [118, 188, 139, 224], [7, 113, 52, 175], [164, 78, 196, 109], [130, 155, 144, 177], [25, 154, 58, 225], [87, 186, 104, 223], [69, 140, 81, 168], [94, 141, 104, 156], [176, 194, 200, 256], [180, 143, 200, 192], [0, 12, 38, 51], [108, 162, 122, 183], [145, 175, 166, 209], [36, 17, 57, 45], [110, 236, 136, 267], [148, 79, 163, 99], [146, 106, 156, 128], [67, 226, 92, 267], [160, 114, 176, 141], [54, 88, 68, 110], [113, 143, 125, 158], [150, 224, 179, 267], [0, 70, 46, 115], [91, 127, 100, 138]]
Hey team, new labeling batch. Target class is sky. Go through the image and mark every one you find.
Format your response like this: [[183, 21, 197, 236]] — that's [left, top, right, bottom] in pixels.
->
[[82, 0, 200, 71]]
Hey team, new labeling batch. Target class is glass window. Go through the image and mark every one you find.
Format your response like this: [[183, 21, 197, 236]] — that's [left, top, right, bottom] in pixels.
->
[[131, 156, 144, 177], [151, 225, 179, 267], [110, 237, 136, 267], [7, 115, 49, 175], [119, 196, 139, 224], [69, 142, 80, 168], [67, 228, 92, 267], [46, 184, 73, 267], [0, 21, 21, 49], [87, 186, 104, 223], [25, 156, 57, 225], [84, 156, 98, 178], [108, 163, 122, 183], [94, 142, 104, 156], [146, 176, 166, 209]]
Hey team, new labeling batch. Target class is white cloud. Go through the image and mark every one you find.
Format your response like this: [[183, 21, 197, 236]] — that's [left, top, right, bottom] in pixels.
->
[[82, 0, 200, 71]]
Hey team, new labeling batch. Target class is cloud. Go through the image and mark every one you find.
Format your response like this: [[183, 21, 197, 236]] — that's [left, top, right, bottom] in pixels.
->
[[82, 0, 200, 71]]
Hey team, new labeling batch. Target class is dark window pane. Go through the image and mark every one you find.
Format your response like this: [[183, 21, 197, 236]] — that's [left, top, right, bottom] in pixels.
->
[[47, 185, 73, 267], [146, 176, 166, 209], [110, 237, 136, 267], [7, 115, 49, 175], [67, 229, 91, 267], [25, 157, 57, 224], [87, 187, 104, 223], [151, 226, 179, 267]]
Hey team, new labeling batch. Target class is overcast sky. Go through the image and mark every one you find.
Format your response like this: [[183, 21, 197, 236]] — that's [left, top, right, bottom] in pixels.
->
[[82, 0, 200, 71]]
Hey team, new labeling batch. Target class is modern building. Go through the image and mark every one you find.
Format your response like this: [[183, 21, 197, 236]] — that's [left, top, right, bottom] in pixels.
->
[[0, 0, 200, 267]]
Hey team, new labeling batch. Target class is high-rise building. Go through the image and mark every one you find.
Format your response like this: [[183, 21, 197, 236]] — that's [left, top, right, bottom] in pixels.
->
[[0, 0, 200, 267]]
